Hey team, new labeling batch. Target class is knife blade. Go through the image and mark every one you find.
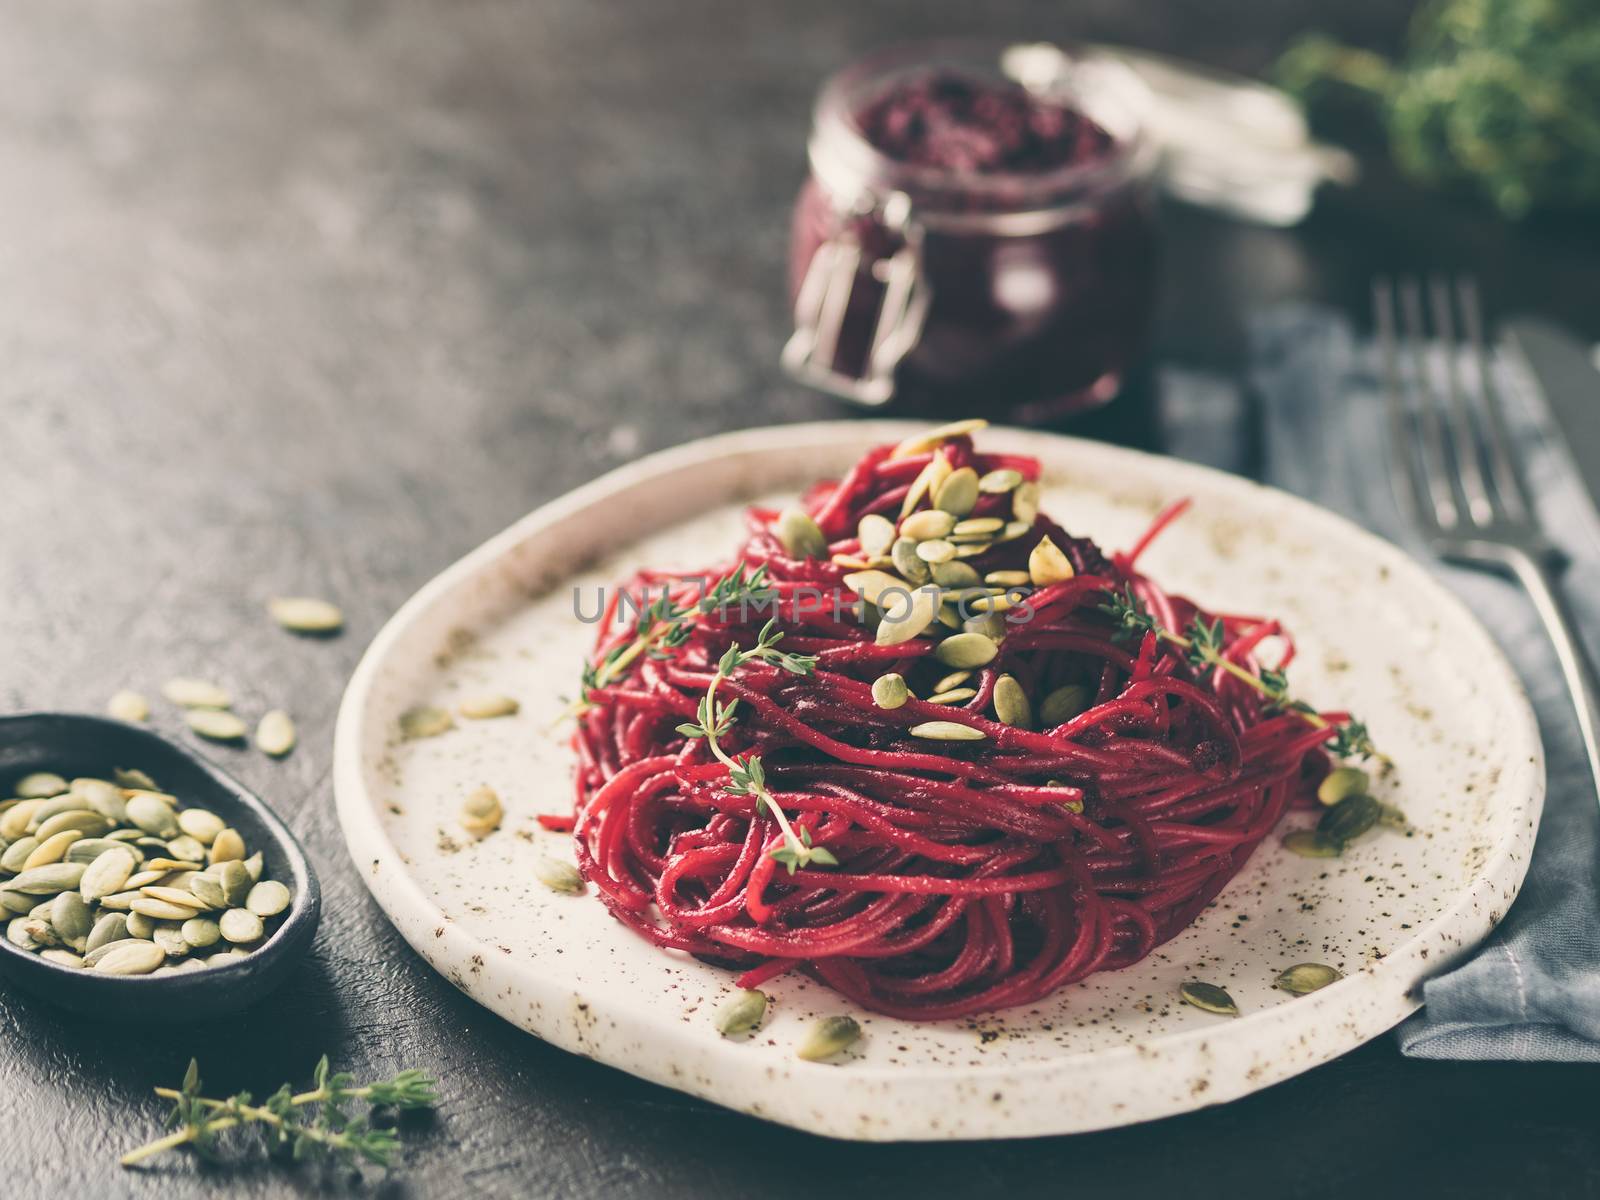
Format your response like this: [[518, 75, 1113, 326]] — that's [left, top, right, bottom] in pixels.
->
[[1500, 316, 1600, 517]]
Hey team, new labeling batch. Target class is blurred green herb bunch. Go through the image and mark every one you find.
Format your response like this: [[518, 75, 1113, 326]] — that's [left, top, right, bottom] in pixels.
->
[[1277, 0, 1600, 218]]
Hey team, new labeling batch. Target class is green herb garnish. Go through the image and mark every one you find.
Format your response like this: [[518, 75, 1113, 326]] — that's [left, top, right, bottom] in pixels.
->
[[677, 619, 836, 875], [121, 1056, 438, 1171], [1096, 586, 1380, 761]]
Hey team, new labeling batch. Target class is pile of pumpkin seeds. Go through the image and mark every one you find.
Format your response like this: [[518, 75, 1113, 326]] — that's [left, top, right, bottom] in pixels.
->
[[0, 769, 292, 976], [767, 421, 1097, 747]]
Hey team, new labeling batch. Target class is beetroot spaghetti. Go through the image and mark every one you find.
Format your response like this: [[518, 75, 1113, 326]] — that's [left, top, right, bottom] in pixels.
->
[[561, 421, 1372, 1020]]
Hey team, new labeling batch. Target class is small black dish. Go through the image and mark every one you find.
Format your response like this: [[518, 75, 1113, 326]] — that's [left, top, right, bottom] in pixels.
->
[[0, 712, 321, 1020]]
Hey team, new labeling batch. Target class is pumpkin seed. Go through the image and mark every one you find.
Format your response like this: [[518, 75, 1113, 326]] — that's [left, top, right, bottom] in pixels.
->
[[1012, 481, 1041, 526], [73, 778, 128, 823], [94, 940, 166, 975], [217, 861, 253, 907], [0, 800, 40, 840], [219, 908, 264, 943], [797, 1015, 861, 1062], [773, 508, 828, 560], [189, 874, 227, 909], [1317, 766, 1369, 807], [1282, 829, 1342, 858], [936, 601, 964, 630], [890, 537, 931, 585], [49, 890, 92, 939], [1274, 963, 1343, 995], [83, 940, 134, 967], [131, 896, 202, 921], [0, 891, 35, 915], [246, 880, 291, 917], [97, 891, 142, 911], [898, 449, 952, 517], [890, 419, 989, 459], [208, 828, 246, 864], [857, 514, 896, 558], [535, 858, 584, 895], [953, 517, 1004, 537], [40, 948, 83, 968], [15, 772, 68, 799], [1318, 794, 1382, 845], [127, 794, 180, 838], [460, 787, 503, 836], [965, 593, 1015, 614], [1, 837, 40, 873], [934, 632, 998, 669], [993, 675, 1032, 728], [399, 705, 454, 740], [162, 678, 231, 709], [35, 810, 111, 841], [915, 538, 957, 565], [243, 851, 264, 882], [186, 709, 247, 742], [873, 586, 941, 647], [999, 520, 1031, 542], [933, 467, 980, 517], [715, 988, 769, 1036], [166, 835, 207, 864], [7, 917, 48, 951], [125, 869, 167, 889], [113, 767, 159, 790], [107, 690, 150, 723], [128, 910, 159, 939], [24, 830, 84, 869], [900, 509, 957, 542], [926, 687, 977, 706], [153, 927, 190, 957], [175, 808, 225, 845], [908, 721, 986, 742], [1028, 535, 1075, 586], [255, 709, 297, 756], [930, 560, 981, 589], [67, 838, 137, 866], [140, 886, 208, 911], [1180, 981, 1240, 1016], [267, 596, 345, 634], [458, 695, 520, 721], [86, 912, 130, 952], [7, 863, 85, 895], [963, 612, 1009, 640], [28, 794, 93, 828], [181, 916, 221, 948], [871, 674, 909, 710], [978, 468, 1023, 494], [984, 570, 1031, 587], [931, 670, 973, 694]]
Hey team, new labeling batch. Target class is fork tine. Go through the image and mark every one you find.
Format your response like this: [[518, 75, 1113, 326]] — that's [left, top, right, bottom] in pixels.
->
[[1456, 276, 1533, 523], [1397, 276, 1461, 527], [1374, 278, 1440, 531], [1428, 276, 1495, 524]]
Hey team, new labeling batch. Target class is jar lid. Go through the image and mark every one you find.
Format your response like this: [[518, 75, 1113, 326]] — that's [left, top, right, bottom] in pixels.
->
[[1004, 43, 1357, 227]]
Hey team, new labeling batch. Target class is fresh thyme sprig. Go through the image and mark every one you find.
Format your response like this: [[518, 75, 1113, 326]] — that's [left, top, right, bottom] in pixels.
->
[[1096, 585, 1380, 761], [676, 618, 836, 874], [575, 562, 778, 707], [121, 1057, 438, 1171]]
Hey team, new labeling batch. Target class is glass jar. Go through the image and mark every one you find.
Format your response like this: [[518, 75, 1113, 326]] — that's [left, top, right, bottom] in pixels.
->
[[783, 40, 1160, 423]]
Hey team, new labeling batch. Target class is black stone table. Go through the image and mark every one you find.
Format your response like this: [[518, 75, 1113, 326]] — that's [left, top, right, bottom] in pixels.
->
[[2, 2, 1597, 1197]]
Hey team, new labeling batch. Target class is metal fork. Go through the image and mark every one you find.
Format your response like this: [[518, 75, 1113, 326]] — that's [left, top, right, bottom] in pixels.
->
[[1375, 275, 1600, 794]]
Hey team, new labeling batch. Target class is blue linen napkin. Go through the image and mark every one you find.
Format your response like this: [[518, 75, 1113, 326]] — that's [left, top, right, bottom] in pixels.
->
[[1237, 305, 1600, 1061]]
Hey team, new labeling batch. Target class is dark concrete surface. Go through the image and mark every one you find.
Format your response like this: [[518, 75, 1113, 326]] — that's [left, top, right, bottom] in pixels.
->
[[2, 2, 1598, 1197]]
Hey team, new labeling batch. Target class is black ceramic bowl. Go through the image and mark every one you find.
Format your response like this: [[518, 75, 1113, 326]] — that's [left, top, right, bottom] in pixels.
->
[[0, 712, 321, 1020]]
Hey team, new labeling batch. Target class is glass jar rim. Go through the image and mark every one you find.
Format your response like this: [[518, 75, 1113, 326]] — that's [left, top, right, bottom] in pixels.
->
[[807, 38, 1158, 231]]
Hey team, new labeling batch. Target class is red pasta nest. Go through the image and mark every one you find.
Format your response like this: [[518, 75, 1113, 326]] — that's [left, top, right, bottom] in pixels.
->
[[559, 430, 1334, 1020]]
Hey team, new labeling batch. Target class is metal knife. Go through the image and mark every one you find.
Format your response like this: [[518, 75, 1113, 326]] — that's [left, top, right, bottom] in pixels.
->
[[1500, 315, 1600, 515]]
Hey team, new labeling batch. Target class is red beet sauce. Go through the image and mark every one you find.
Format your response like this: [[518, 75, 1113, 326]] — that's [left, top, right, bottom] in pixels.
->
[[788, 56, 1158, 422]]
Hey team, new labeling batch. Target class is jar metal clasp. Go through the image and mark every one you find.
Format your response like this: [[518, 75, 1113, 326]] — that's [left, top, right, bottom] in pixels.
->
[[781, 191, 930, 407]]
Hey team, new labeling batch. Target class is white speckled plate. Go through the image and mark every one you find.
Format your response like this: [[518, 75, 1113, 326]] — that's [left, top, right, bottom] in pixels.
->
[[334, 422, 1543, 1141]]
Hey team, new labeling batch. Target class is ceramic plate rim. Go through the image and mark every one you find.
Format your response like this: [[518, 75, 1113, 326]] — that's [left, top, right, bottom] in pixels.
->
[[334, 420, 1544, 1139]]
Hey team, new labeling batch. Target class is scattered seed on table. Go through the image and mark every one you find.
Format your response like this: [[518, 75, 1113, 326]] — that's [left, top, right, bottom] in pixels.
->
[[267, 596, 344, 634]]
